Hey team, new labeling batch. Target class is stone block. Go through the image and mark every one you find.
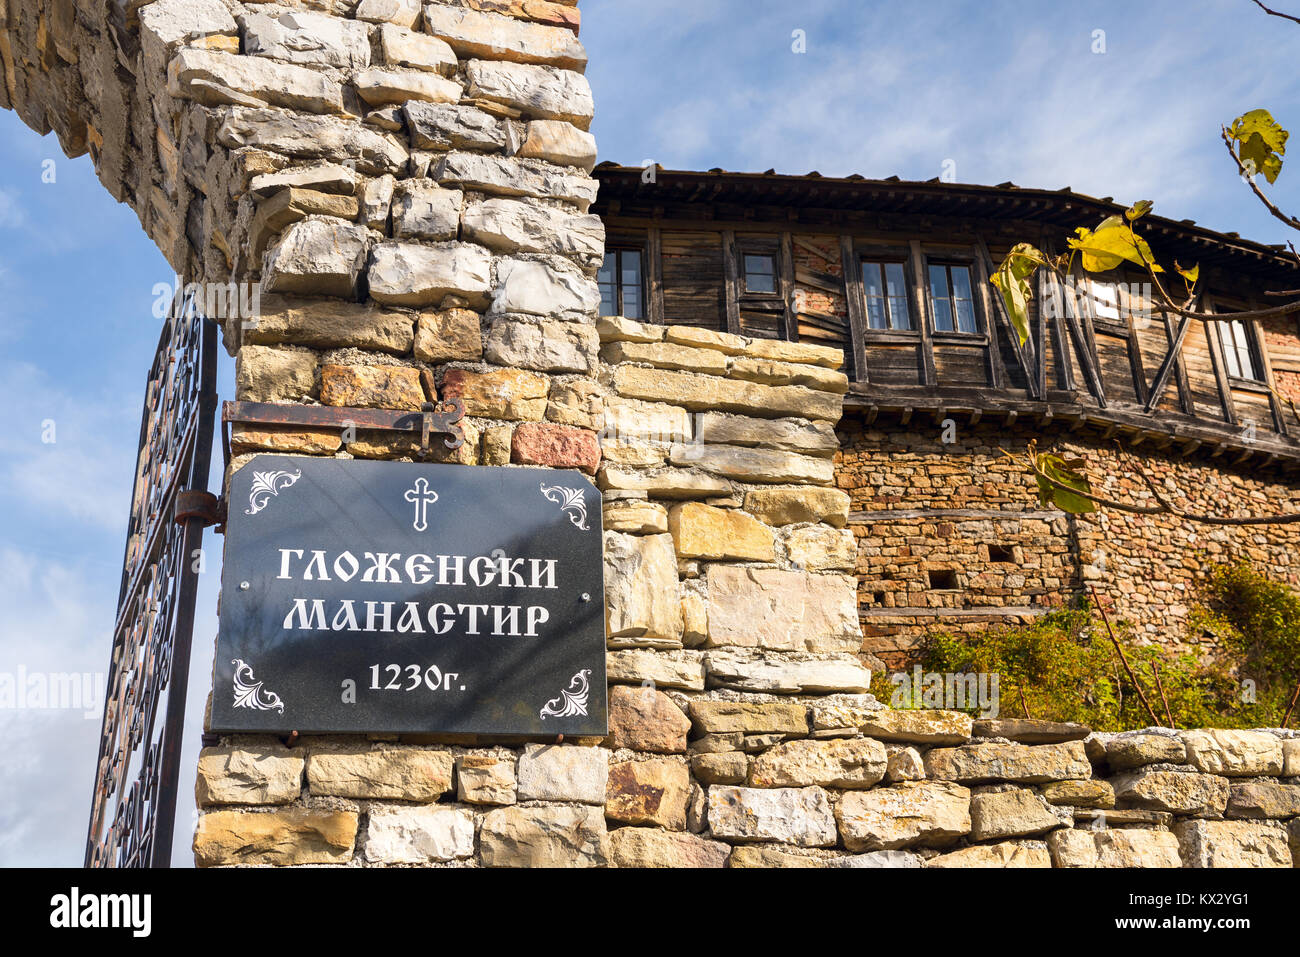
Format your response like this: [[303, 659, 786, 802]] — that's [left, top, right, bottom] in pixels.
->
[[441, 367, 548, 420], [748, 738, 887, 789], [705, 566, 860, 654], [320, 363, 425, 411], [668, 502, 774, 562], [607, 685, 690, 753], [365, 806, 474, 863], [969, 789, 1061, 840], [368, 241, 493, 308], [837, 781, 971, 851], [606, 758, 691, 829], [516, 743, 608, 803], [603, 532, 682, 646], [455, 754, 517, 805], [414, 308, 483, 362], [195, 746, 303, 806], [924, 742, 1092, 784], [743, 487, 850, 527], [194, 808, 358, 866], [609, 827, 730, 868], [306, 748, 453, 800], [708, 786, 837, 847], [479, 805, 609, 867]]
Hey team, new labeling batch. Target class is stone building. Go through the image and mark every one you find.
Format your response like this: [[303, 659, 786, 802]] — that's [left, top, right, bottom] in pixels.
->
[[590, 165, 1300, 665], [5, 0, 1298, 868]]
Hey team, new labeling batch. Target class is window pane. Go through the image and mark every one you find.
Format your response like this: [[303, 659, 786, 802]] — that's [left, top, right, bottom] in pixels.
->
[[1090, 281, 1120, 320], [950, 267, 977, 333], [865, 297, 888, 330], [744, 254, 776, 293], [1220, 323, 1242, 377], [929, 265, 953, 332], [884, 263, 911, 330], [621, 251, 642, 287]]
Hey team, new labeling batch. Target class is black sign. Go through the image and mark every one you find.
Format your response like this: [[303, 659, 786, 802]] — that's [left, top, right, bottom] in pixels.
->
[[211, 456, 607, 736]]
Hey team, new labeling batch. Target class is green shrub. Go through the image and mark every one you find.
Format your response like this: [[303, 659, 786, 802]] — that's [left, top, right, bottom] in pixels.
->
[[871, 567, 1300, 731]]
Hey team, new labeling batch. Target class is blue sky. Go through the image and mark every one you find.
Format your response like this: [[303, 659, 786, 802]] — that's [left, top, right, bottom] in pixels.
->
[[0, 0, 1297, 866]]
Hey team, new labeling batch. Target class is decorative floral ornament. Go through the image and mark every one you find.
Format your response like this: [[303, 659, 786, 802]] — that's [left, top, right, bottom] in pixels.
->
[[539, 483, 589, 531], [231, 659, 285, 714], [540, 669, 592, 720], [245, 469, 302, 515]]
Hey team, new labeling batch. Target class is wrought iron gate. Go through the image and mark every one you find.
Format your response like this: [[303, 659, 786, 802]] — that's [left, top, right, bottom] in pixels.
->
[[85, 295, 219, 867]]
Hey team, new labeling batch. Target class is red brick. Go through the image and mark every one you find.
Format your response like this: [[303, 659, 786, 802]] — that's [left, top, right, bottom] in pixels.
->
[[511, 422, 600, 474]]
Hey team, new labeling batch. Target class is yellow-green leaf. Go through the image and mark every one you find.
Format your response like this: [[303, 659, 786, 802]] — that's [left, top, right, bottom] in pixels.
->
[[1125, 199, 1153, 221], [991, 243, 1041, 348], [1067, 216, 1164, 273], [1175, 261, 1200, 286], [1229, 108, 1288, 184], [1035, 452, 1096, 514]]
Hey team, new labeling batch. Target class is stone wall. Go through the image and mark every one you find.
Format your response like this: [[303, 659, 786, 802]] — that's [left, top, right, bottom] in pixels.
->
[[193, 711, 1300, 867], [838, 414, 1300, 666]]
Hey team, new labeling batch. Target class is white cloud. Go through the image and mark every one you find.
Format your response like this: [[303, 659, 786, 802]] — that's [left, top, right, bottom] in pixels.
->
[[0, 188, 25, 229]]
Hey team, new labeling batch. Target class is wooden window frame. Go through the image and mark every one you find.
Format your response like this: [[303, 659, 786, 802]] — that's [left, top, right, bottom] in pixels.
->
[[1216, 316, 1266, 386], [924, 258, 986, 340], [598, 246, 647, 320], [738, 248, 779, 297], [859, 253, 919, 338]]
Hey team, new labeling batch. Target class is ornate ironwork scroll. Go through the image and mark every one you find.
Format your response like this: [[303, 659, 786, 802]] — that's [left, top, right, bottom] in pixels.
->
[[85, 295, 218, 868]]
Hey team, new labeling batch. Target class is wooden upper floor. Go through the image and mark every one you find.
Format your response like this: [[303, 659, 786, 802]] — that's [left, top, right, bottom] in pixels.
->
[[591, 164, 1300, 468]]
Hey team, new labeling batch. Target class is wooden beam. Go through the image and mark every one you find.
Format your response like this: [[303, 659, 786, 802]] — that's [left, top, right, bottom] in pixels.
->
[[1249, 295, 1289, 436], [779, 231, 797, 341], [839, 235, 870, 384], [973, 251, 1005, 391], [1144, 315, 1193, 413], [646, 225, 664, 325], [909, 239, 937, 386], [721, 229, 742, 335], [1202, 296, 1239, 426]]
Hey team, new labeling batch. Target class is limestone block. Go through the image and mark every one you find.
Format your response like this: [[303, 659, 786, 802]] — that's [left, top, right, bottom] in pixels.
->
[[479, 806, 609, 867], [744, 338, 844, 368], [441, 367, 548, 420], [691, 751, 749, 785], [697, 411, 839, 455], [195, 746, 303, 806], [380, 24, 458, 73], [519, 119, 597, 171], [1105, 731, 1187, 769], [885, 747, 926, 783], [365, 806, 474, 864], [703, 651, 872, 695], [597, 315, 664, 343], [516, 743, 608, 803], [667, 502, 773, 562], [414, 308, 483, 362], [422, 3, 587, 70], [263, 217, 369, 298], [1175, 819, 1292, 868], [219, 108, 408, 174], [705, 565, 860, 654], [925, 841, 1052, 868], [670, 442, 834, 484], [602, 499, 667, 534], [784, 524, 856, 572], [597, 467, 731, 499], [836, 781, 972, 851], [924, 742, 1092, 784], [1048, 828, 1182, 868], [604, 532, 682, 645], [744, 487, 850, 527], [601, 340, 729, 376], [614, 366, 842, 421], [484, 317, 598, 373], [242, 10, 371, 69], [688, 700, 808, 736], [455, 754, 517, 805], [748, 738, 887, 789], [248, 163, 359, 199], [319, 363, 424, 411], [463, 197, 603, 261], [435, 151, 598, 210], [358, 0, 422, 28], [602, 397, 692, 445], [728, 356, 849, 393], [969, 789, 1062, 841], [354, 68, 462, 108], [1226, 781, 1300, 819], [306, 748, 453, 800], [609, 828, 730, 868], [607, 685, 690, 753], [1111, 770, 1230, 816], [972, 719, 1091, 744], [194, 808, 357, 866], [167, 49, 344, 114], [856, 709, 973, 745], [605, 758, 691, 829], [368, 241, 493, 308], [391, 181, 462, 240], [606, 649, 705, 691], [548, 378, 603, 430], [404, 109, 500, 161], [235, 345, 316, 402], [492, 257, 600, 317], [1041, 779, 1115, 808], [708, 786, 837, 847], [465, 59, 594, 129], [1182, 729, 1285, 776]]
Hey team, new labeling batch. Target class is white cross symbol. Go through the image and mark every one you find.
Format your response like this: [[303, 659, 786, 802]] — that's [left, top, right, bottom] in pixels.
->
[[404, 477, 439, 531]]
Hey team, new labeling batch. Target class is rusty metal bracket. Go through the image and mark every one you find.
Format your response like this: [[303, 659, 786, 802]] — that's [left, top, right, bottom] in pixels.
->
[[173, 489, 221, 527], [222, 398, 466, 457]]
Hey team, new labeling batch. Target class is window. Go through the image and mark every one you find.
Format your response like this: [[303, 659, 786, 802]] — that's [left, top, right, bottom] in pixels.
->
[[1079, 278, 1120, 321], [927, 568, 959, 590], [1219, 319, 1261, 381], [987, 544, 1015, 563], [861, 260, 913, 331], [598, 248, 643, 319], [928, 263, 979, 334], [741, 253, 777, 294]]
